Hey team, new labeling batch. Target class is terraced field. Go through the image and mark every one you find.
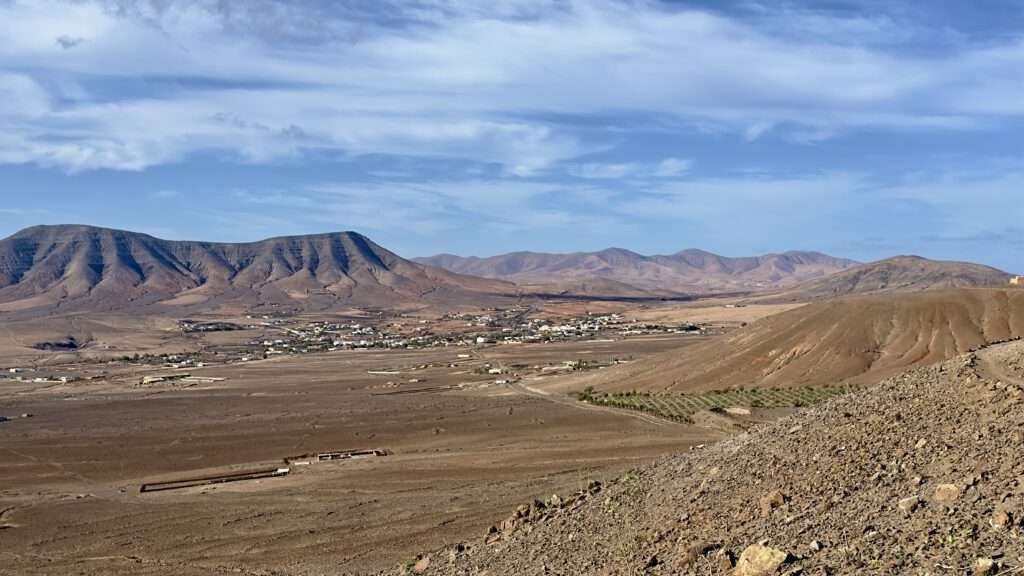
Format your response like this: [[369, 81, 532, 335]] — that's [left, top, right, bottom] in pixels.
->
[[582, 386, 856, 422]]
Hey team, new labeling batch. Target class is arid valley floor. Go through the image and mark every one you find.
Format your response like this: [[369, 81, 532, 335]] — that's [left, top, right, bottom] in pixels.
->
[[2, 227, 1023, 575], [0, 301, 788, 575]]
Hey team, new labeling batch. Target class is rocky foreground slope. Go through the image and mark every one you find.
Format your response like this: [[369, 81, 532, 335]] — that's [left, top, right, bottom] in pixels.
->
[[395, 342, 1024, 575]]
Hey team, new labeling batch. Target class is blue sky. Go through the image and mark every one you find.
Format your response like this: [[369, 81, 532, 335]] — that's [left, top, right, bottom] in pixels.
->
[[0, 1, 1022, 271]]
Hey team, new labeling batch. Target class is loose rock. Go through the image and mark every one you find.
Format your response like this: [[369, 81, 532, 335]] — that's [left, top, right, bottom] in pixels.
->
[[714, 549, 735, 571], [760, 490, 786, 517], [897, 495, 920, 514], [934, 484, 961, 505], [990, 509, 1011, 530], [973, 557, 995, 576], [412, 347, 1024, 576], [735, 544, 790, 576], [677, 541, 711, 565]]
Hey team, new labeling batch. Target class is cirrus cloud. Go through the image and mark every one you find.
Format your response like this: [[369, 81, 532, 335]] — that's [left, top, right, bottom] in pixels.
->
[[0, 0, 1023, 173]]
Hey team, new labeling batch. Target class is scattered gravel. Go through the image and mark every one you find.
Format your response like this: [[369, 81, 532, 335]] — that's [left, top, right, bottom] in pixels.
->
[[389, 341, 1024, 575]]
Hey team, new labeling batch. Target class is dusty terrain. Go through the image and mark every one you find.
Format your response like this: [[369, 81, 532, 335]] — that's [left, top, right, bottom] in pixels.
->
[[0, 333, 728, 575], [576, 288, 1024, 393], [621, 301, 804, 327], [414, 341, 1024, 576], [3, 232, 1020, 576], [0, 313, 197, 367]]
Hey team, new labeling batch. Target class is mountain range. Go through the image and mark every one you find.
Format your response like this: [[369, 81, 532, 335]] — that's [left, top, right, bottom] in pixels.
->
[[0, 225, 512, 314], [0, 225, 1015, 315], [415, 248, 859, 293]]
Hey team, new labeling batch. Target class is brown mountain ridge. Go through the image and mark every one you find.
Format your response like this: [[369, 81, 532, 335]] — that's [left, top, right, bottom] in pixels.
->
[[0, 225, 513, 315], [415, 248, 858, 293]]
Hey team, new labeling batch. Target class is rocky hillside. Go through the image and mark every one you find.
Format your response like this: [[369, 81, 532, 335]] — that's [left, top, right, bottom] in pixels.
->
[[575, 288, 1024, 393], [415, 249, 858, 293], [0, 225, 513, 314], [778, 255, 1013, 300], [399, 343, 1024, 575]]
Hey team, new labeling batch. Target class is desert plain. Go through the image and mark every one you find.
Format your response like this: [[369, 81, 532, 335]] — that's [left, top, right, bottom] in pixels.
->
[[0, 300, 786, 575]]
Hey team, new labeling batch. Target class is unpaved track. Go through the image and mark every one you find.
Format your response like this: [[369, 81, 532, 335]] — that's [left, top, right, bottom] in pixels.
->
[[507, 379, 672, 428], [468, 347, 675, 427], [977, 339, 1024, 385]]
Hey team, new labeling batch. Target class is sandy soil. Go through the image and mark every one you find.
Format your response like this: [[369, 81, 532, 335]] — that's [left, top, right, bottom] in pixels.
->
[[0, 313, 193, 367], [623, 301, 805, 325], [0, 335, 723, 575]]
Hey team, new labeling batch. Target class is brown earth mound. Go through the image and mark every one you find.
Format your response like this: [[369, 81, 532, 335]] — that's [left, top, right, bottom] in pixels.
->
[[577, 288, 1024, 392], [402, 343, 1024, 575], [777, 255, 1012, 301]]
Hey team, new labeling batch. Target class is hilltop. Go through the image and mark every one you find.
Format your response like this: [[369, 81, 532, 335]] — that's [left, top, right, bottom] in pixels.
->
[[415, 249, 858, 293], [776, 255, 1013, 300], [572, 288, 1024, 392]]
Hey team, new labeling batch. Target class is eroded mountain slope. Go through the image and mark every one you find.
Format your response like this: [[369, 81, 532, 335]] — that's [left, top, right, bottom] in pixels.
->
[[578, 288, 1024, 392], [0, 225, 513, 313]]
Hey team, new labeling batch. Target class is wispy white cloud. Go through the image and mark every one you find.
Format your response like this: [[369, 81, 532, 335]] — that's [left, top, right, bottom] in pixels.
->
[[610, 165, 1024, 263], [0, 0, 1023, 172], [569, 157, 692, 179], [210, 163, 1023, 270], [568, 162, 640, 179], [652, 158, 692, 178], [226, 178, 620, 241]]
